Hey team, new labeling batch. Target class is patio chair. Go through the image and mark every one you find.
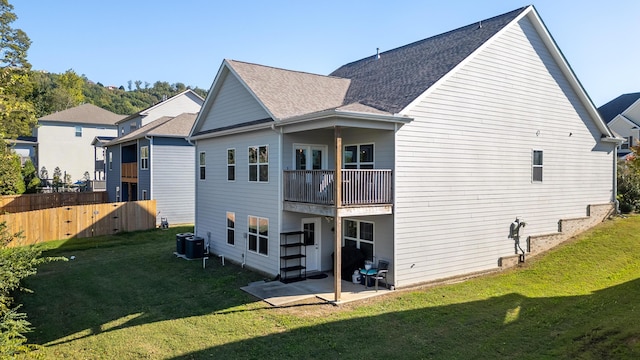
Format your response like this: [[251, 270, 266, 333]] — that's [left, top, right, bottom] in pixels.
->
[[372, 260, 389, 291]]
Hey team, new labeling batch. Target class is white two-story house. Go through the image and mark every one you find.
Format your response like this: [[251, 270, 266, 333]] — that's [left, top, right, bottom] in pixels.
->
[[189, 6, 620, 298]]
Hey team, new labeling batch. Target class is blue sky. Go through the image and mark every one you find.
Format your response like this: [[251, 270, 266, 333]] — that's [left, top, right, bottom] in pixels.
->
[[12, 0, 640, 106]]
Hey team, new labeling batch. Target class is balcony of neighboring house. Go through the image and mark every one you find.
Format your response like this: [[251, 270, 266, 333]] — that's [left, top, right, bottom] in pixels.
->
[[283, 169, 393, 217], [121, 162, 138, 183]]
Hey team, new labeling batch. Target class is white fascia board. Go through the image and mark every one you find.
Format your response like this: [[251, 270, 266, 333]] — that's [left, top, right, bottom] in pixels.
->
[[189, 122, 275, 141]]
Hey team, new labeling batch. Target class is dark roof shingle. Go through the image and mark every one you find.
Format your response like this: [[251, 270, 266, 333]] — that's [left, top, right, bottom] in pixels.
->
[[597, 92, 640, 123], [329, 7, 527, 113]]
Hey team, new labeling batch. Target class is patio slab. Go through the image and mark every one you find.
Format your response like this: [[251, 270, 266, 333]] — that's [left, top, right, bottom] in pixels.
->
[[241, 273, 391, 306]]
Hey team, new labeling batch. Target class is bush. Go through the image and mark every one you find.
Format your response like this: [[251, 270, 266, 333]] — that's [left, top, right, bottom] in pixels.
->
[[0, 222, 63, 357], [618, 160, 640, 213]]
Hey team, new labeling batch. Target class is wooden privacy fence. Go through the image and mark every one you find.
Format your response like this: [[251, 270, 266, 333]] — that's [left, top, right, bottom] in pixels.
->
[[0, 192, 108, 214], [1, 200, 156, 246]]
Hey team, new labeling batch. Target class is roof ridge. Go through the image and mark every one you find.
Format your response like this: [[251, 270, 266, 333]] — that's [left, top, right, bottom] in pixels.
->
[[227, 59, 344, 80]]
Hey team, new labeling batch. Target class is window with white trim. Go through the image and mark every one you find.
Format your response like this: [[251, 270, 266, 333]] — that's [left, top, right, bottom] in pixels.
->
[[344, 219, 374, 261], [248, 215, 268, 255], [532, 150, 543, 182], [199, 152, 206, 180], [344, 143, 374, 169], [108, 151, 113, 171], [75, 126, 82, 137], [227, 212, 235, 245], [227, 149, 235, 181], [140, 146, 149, 170], [621, 136, 633, 150], [249, 145, 268, 182]]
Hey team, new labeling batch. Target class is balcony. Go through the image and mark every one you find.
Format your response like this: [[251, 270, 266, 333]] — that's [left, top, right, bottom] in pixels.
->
[[122, 162, 138, 183], [283, 169, 393, 216]]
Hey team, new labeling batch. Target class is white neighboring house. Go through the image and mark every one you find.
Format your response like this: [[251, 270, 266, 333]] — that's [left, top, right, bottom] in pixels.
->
[[189, 6, 620, 296], [37, 104, 125, 182], [598, 93, 640, 159], [116, 89, 204, 137]]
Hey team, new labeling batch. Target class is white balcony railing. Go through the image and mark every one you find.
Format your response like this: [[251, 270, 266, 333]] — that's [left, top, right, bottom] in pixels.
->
[[283, 169, 392, 206]]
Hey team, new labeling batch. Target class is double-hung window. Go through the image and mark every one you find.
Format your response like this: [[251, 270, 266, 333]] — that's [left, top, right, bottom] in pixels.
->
[[226, 212, 235, 245], [75, 126, 82, 137], [140, 146, 149, 170], [344, 144, 374, 169], [199, 152, 206, 180], [108, 151, 113, 171], [249, 145, 268, 182], [344, 219, 374, 261], [227, 149, 235, 181], [532, 150, 543, 182], [248, 215, 268, 255]]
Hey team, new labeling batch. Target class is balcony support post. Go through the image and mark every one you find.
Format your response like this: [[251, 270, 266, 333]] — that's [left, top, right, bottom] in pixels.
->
[[334, 126, 342, 302]]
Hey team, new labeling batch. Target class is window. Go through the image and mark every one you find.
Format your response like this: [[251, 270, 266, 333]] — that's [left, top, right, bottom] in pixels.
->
[[142, 190, 147, 200], [75, 126, 82, 137], [140, 146, 149, 170], [532, 150, 543, 182], [249, 145, 268, 182], [344, 219, 374, 261], [226, 212, 235, 245], [130, 123, 137, 132], [622, 136, 633, 150], [115, 186, 120, 202], [248, 215, 268, 255], [199, 152, 206, 180], [227, 149, 235, 181], [344, 143, 374, 169], [108, 151, 113, 171], [121, 128, 125, 135]]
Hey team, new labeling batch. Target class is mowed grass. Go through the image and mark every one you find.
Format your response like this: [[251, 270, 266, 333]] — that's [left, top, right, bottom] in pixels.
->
[[16, 217, 640, 359]]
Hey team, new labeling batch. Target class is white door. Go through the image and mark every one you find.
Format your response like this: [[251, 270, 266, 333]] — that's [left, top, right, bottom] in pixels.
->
[[302, 218, 321, 272]]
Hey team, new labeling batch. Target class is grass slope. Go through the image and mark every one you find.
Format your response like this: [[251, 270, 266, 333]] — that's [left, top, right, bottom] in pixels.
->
[[17, 218, 640, 359]]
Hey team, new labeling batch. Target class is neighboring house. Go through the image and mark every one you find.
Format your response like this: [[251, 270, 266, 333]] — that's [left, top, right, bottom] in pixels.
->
[[37, 104, 125, 182], [105, 113, 198, 225], [116, 89, 204, 137], [91, 136, 116, 181], [189, 6, 620, 293], [6, 136, 37, 165], [598, 93, 640, 158]]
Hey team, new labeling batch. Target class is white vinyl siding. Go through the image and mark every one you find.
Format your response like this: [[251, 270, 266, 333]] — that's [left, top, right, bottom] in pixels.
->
[[197, 71, 270, 134], [152, 141, 195, 225], [194, 129, 280, 276], [394, 16, 614, 288]]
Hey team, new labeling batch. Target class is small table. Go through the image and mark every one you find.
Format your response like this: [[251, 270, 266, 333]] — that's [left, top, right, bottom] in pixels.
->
[[359, 268, 378, 288]]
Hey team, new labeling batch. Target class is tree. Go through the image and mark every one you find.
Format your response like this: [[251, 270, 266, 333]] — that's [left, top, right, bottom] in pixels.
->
[[39, 166, 47, 180], [21, 158, 38, 193], [0, 144, 24, 194], [52, 166, 61, 190], [0, 0, 36, 140], [127, 80, 132, 91], [57, 69, 84, 107], [0, 221, 65, 357]]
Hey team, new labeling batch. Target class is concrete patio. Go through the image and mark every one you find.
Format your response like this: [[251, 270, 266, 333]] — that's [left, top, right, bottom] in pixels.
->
[[241, 273, 392, 306]]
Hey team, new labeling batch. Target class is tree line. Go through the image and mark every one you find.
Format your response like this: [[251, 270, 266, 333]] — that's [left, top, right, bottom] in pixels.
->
[[30, 70, 207, 117]]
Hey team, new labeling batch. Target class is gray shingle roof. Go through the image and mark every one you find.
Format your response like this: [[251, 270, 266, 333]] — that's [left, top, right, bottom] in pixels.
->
[[39, 103, 126, 125], [329, 7, 527, 114], [227, 60, 352, 120], [597, 92, 640, 123], [107, 113, 198, 146]]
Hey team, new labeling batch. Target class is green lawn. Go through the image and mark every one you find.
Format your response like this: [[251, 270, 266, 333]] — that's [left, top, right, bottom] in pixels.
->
[[16, 217, 640, 359]]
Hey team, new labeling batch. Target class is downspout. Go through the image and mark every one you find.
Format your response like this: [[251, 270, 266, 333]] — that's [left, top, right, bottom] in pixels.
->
[[187, 137, 198, 237], [271, 123, 283, 275]]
